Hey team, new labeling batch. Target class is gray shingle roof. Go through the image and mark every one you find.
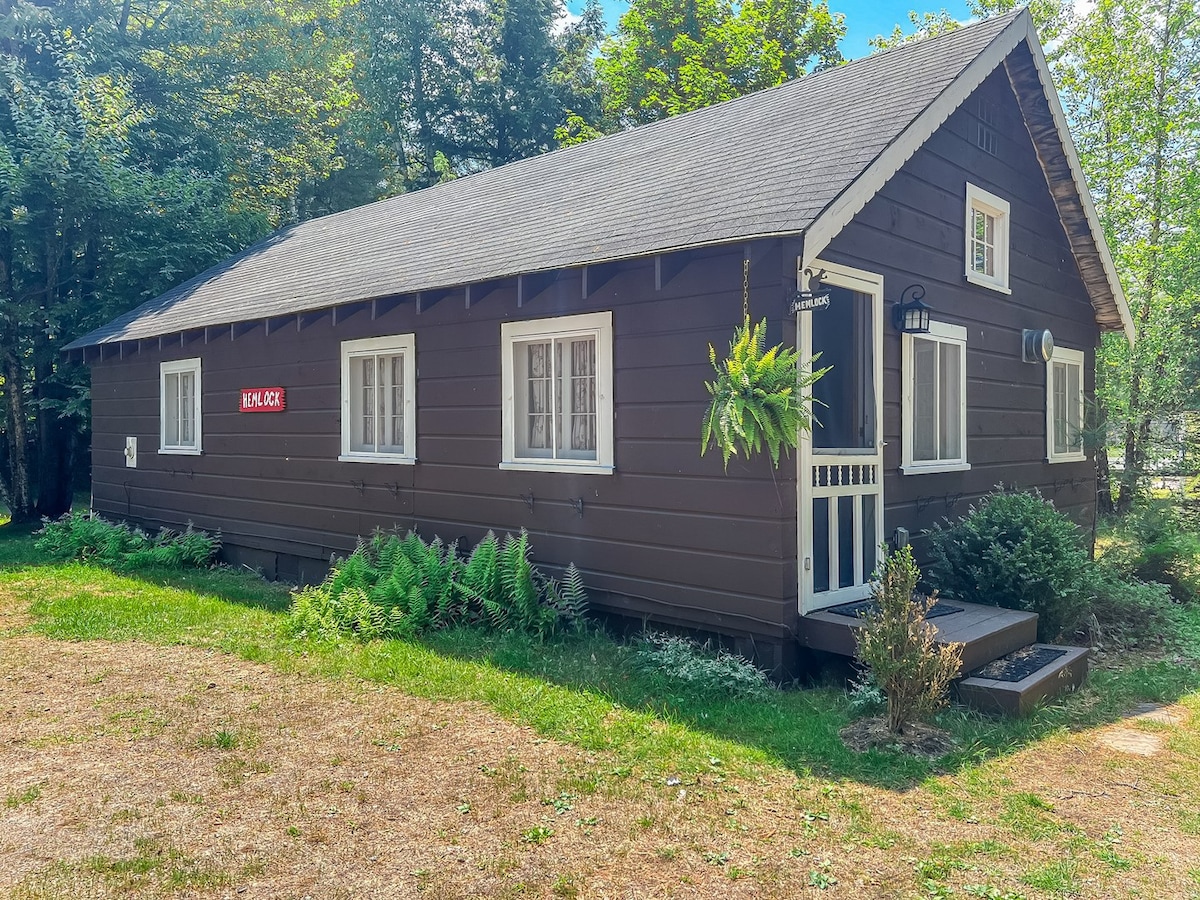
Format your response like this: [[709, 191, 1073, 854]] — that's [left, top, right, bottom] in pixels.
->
[[71, 10, 1122, 349]]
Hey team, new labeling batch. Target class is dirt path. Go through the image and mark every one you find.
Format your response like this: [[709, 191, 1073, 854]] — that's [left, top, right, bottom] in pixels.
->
[[1, 635, 1197, 898]]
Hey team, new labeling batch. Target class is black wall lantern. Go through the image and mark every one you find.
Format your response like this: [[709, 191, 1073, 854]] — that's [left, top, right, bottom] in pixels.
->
[[892, 284, 932, 333]]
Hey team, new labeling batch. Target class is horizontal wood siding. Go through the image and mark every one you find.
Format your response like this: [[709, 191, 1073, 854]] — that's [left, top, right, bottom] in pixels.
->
[[821, 68, 1101, 558], [89, 243, 800, 639]]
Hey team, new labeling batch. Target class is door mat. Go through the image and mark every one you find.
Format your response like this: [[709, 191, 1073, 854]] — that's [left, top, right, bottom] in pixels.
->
[[826, 599, 964, 619], [972, 646, 1068, 682]]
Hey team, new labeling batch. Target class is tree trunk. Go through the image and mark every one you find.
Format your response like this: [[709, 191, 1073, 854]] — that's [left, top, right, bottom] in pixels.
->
[[1095, 438, 1115, 517], [34, 363, 74, 519], [3, 353, 33, 522]]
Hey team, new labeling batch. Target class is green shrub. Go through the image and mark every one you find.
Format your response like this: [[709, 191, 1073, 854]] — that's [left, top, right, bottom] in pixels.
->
[[287, 528, 588, 641], [632, 632, 774, 700], [35, 511, 219, 570], [1083, 567, 1180, 650], [925, 488, 1091, 641], [1097, 500, 1200, 603], [854, 546, 962, 735]]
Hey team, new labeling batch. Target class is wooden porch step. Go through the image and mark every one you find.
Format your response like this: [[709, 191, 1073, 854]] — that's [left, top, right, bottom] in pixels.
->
[[798, 599, 1038, 674], [956, 644, 1090, 716]]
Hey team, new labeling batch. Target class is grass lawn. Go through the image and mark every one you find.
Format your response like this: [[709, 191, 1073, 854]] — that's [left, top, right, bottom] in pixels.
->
[[1, 522, 1198, 898]]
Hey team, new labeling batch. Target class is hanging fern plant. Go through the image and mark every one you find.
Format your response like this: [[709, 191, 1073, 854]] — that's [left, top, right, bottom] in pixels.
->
[[701, 316, 828, 470]]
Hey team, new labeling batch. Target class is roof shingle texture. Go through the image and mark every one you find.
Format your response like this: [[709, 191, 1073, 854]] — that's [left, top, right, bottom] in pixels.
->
[[68, 13, 1020, 349]]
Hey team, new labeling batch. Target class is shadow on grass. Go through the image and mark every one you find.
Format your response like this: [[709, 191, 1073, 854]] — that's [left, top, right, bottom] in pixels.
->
[[5, 522, 1200, 792]]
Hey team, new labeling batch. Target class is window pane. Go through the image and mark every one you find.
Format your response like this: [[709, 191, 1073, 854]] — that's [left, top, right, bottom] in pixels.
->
[[838, 495, 855, 589], [390, 354, 404, 451], [178, 372, 193, 445], [861, 493, 877, 581], [349, 356, 375, 452], [524, 342, 552, 456], [812, 497, 829, 593], [1067, 363, 1081, 450], [567, 337, 597, 455], [1053, 362, 1068, 454], [165, 372, 180, 446], [913, 338, 937, 461], [939, 342, 962, 460]]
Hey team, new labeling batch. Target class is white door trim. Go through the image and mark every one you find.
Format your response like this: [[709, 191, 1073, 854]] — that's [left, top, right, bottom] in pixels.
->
[[797, 259, 885, 615]]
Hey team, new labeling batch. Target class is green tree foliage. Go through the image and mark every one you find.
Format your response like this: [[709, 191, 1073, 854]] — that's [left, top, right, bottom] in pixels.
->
[[0, 4, 265, 519], [867, 10, 962, 51], [597, 0, 845, 127], [348, 0, 604, 184]]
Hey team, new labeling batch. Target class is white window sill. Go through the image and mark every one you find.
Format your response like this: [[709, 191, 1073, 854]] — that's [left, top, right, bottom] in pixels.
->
[[964, 271, 1012, 294], [159, 447, 203, 456], [500, 460, 614, 475], [901, 461, 971, 475], [338, 454, 417, 465], [1047, 453, 1087, 464]]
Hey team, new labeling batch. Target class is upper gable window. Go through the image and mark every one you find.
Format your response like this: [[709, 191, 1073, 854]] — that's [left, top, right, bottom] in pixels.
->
[[974, 98, 999, 155], [901, 322, 969, 474], [1047, 346, 1086, 464], [160, 358, 202, 454], [501, 311, 614, 474], [965, 183, 1011, 294], [339, 335, 417, 464]]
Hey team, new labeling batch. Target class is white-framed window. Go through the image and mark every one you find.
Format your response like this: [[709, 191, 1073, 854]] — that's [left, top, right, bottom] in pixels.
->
[[160, 357, 202, 455], [1047, 346, 1086, 463], [901, 321, 969, 474], [501, 311, 614, 474], [339, 334, 417, 464], [965, 183, 1011, 293]]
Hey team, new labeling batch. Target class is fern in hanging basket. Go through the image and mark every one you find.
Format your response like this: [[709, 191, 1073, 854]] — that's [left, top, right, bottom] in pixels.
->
[[701, 316, 827, 470]]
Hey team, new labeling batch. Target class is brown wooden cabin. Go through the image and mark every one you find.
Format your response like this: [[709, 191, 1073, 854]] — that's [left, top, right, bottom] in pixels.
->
[[67, 11, 1132, 680]]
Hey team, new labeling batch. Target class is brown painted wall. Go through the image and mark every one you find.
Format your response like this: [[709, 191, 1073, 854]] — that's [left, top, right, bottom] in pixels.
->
[[819, 68, 1101, 567], [90, 242, 800, 645]]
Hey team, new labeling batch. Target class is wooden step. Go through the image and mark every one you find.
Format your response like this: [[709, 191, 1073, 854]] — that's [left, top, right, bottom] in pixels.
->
[[798, 599, 1039, 674], [956, 644, 1090, 716]]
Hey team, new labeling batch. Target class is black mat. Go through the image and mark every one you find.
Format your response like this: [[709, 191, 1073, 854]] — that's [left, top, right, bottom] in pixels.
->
[[826, 599, 964, 619], [972, 646, 1069, 683]]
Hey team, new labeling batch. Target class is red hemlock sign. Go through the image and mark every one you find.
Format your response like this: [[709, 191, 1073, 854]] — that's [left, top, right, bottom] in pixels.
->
[[239, 387, 286, 412]]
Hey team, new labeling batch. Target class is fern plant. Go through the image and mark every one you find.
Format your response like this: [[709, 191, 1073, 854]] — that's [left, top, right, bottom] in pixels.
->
[[701, 316, 828, 469]]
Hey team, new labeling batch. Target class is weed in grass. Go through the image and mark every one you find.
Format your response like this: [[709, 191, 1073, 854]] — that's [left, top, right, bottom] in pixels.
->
[[703, 851, 729, 866], [635, 815, 654, 830], [541, 792, 575, 815], [109, 808, 140, 823], [915, 849, 969, 881], [5, 784, 41, 808], [286, 825, 301, 837], [860, 830, 900, 849], [456, 802, 472, 815], [1020, 858, 1080, 894], [655, 847, 678, 860], [197, 728, 240, 750], [521, 824, 553, 845], [551, 873, 579, 898], [807, 861, 837, 889], [964, 887, 1028, 900], [726, 865, 748, 880], [922, 881, 955, 899]]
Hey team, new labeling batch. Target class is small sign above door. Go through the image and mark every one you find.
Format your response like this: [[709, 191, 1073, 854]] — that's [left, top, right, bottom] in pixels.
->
[[239, 387, 286, 412], [789, 292, 831, 315]]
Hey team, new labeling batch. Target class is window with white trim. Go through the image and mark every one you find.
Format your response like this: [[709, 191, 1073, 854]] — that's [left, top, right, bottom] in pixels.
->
[[501, 311, 613, 474], [965, 183, 1010, 293], [160, 357, 202, 454], [902, 322, 968, 474], [1047, 346, 1086, 463], [340, 334, 417, 464]]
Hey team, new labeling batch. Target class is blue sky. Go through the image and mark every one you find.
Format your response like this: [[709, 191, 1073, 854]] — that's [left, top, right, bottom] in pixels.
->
[[565, 0, 975, 61]]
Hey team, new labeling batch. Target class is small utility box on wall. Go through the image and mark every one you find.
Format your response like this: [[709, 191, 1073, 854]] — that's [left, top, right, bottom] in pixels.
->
[[124, 437, 137, 468]]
